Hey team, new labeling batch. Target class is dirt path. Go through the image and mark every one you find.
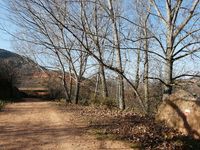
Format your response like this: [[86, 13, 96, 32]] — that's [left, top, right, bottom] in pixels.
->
[[0, 99, 131, 150]]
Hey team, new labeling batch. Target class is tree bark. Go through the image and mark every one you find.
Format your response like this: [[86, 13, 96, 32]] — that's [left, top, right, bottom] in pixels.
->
[[94, 72, 100, 98], [55, 51, 71, 103], [135, 47, 141, 90], [163, 3, 174, 99], [163, 57, 173, 99], [107, 0, 125, 110], [143, 14, 149, 113], [74, 79, 80, 104], [93, 1, 108, 99], [99, 64, 108, 98], [144, 33, 149, 112]]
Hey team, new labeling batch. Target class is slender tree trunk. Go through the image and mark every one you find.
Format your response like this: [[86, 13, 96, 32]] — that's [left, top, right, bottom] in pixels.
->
[[117, 76, 125, 109], [93, 1, 108, 99], [144, 41, 149, 112], [68, 67, 73, 100], [135, 46, 141, 90], [96, 37, 108, 99], [94, 72, 100, 98], [99, 64, 108, 98], [74, 78, 80, 104], [144, 15, 149, 113], [61, 71, 70, 102], [55, 51, 71, 103], [108, 0, 125, 110]]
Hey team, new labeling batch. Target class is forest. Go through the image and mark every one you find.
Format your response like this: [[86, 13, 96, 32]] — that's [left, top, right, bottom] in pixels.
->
[[0, 0, 200, 149]]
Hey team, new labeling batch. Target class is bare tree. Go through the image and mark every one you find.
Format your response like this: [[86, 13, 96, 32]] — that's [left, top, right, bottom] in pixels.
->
[[106, 0, 125, 109], [148, 0, 200, 98], [9, 0, 200, 113], [137, 0, 151, 112], [80, 0, 108, 99], [8, 0, 90, 103]]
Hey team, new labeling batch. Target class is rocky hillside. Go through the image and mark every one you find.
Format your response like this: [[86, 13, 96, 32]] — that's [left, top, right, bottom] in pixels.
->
[[0, 49, 49, 98], [0, 49, 45, 76]]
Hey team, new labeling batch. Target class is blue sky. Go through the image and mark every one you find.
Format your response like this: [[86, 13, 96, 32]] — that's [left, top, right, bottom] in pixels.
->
[[0, 33, 11, 50], [0, 0, 199, 76], [0, 0, 14, 51]]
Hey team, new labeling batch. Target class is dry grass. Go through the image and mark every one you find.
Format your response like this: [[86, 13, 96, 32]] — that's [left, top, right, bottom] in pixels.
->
[[62, 103, 200, 149], [157, 90, 200, 140]]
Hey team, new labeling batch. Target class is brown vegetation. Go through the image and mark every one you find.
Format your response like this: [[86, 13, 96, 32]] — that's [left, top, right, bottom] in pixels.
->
[[157, 90, 200, 139], [0, 0, 200, 149], [64, 103, 200, 149]]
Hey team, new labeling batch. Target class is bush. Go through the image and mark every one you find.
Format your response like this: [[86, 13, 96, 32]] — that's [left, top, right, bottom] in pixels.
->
[[89, 95, 117, 109], [0, 100, 5, 110], [156, 90, 200, 139], [47, 77, 66, 99]]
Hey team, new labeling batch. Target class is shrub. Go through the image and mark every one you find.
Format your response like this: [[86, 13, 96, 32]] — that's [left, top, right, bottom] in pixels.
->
[[47, 77, 66, 99], [0, 100, 5, 110], [89, 95, 117, 109], [156, 90, 200, 139]]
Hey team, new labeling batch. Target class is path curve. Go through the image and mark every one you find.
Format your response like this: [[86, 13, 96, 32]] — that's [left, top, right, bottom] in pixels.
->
[[0, 98, 131, 150]]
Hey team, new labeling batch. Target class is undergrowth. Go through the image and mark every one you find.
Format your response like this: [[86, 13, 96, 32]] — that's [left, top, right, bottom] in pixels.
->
[[89, 95, 117, 109], [0, 100, 6, 110]]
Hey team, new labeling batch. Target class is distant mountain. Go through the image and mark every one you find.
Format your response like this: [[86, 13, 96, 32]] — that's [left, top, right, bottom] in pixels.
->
[[0, 49, 45, 76], [0, 49, 18, 58]]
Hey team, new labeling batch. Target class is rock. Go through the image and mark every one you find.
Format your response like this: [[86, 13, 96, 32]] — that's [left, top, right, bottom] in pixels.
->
[[156, 90, 200, 139]]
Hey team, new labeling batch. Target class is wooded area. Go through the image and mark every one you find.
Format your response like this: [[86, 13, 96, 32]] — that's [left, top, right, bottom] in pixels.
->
[[4, 0, 199, 112], [0, 0, 200, 149]]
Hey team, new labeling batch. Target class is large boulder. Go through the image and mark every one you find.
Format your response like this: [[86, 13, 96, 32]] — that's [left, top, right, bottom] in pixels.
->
[[156, 90, 200, 139]]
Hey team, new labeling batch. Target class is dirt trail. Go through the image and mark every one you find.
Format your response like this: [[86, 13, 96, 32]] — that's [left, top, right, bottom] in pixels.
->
[[0, 98, 131, 150]]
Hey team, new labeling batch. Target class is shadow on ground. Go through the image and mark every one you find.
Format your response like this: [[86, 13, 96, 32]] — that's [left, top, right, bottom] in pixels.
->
[[88, 113, 200, 149], [0, 100, 131, 150], [0, 122, 87, 149]]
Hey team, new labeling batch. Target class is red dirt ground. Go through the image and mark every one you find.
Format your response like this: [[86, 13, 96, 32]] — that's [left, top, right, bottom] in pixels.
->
[[0, 98, 132, 150]]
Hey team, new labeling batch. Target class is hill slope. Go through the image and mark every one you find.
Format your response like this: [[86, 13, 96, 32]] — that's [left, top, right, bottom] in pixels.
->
[[0, 49, 49, 98]]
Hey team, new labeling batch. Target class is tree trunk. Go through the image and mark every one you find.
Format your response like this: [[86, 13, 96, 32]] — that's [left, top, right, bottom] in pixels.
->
[[74, 79, 80, 104], [163, 57, 173, 99], [94, 72, 100, 98], [93, 3, 108, 99], [68, 71, 73, 100], [163, 18, 174, 100], [144, 45, 149, 112], [55, 51, 71, 103], [62, 71, 71, 102], [99, 64, 108, 98], [117, 76, 125, 109], [108, 0, 125, 110], [135, 47, 141, 90], [144, 15, 149, 113]]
